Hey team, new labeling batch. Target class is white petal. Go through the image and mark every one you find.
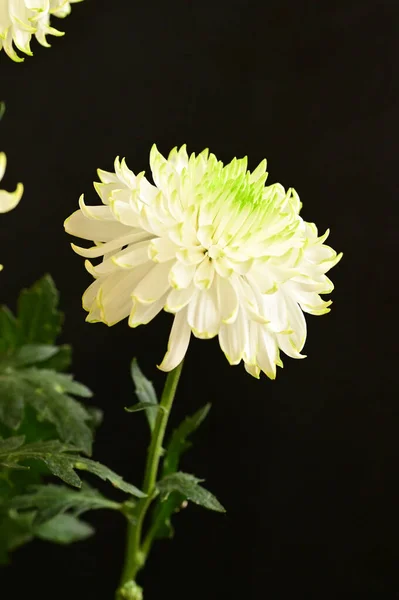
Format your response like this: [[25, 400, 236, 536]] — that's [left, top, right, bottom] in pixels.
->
[[245, 362, 260, 378], [85, 253, 126, 278], [215, 275, 239, 324], [257, 328, 278, 379], [305, 243, 336, 263], [78, 194, 118, 221], [112, 240, 152, 269], [259, 290, 289, 332], [224, 256, 253, 276], [213, 257, 233, 278], [132, 261, 173, 303], [235, 277, 269, 324], [98, 290, 132, 325], [167, 144, 189, 173], [248, 266, 278, 294], [64, 209, 133, 242], [0, 184, 23, 213], [196, 224, 214, 247], [243, 320, 258, 364], [70, 231, 147, 258], [149, 237, 179, 263], [193, 257, 214, 290], [129, 294, 167, 327], [97, 168, 120, 184], [138, 176, 160, 206], [91, 263, 153, 325], [175, 246, 205, 265], [289, 287, 332, 315], [219, 309, 248, 364], [276, 332, 307, 359], [0, 153, 7, 182], [158, 308, 191, 371], [115, 157, 136, 189], [94, 182, 124, 205], [285, 295, 307, 351], [110, 194, 141, 227], [25, 0, 49, 11], [249, 159, 267, 183], [165, 284, 196, 313], [82, 278, 102, 311], [187, 287, 220, 339], [86, 302, 103, 323], [169, 261, 196, 289]]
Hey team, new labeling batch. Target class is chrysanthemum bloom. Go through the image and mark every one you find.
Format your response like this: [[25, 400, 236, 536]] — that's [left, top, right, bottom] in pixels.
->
[[0, 0, 83, 62], [0, 152, 23, 213], [65, 146, 342, 379]]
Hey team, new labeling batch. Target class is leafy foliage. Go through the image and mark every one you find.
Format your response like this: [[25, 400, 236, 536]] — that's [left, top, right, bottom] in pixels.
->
[[0, 436, 143, 562], [0, 436, 145, 496], [0, 509, 35, 564], [16, 275, 63, 346], [9, 483, 122, 525], [35, 513, 94, 544], [0, 509, 94, 563], [157, 472, 225, 513], [129, 359, 159, 432], [149, 404, 214, 540], [0, 276, 143, 562], [163, 404, 211, 476], [0, 275, 98, 455]]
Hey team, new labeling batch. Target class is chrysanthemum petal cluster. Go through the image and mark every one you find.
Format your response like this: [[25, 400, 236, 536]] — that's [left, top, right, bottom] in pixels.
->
[[0, 0, 82, 61], [0, 151, 23, 213], [65, 145, 342, 379]]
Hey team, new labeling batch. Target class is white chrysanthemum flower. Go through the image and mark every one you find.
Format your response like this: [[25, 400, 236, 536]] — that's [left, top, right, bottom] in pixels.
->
[[0, 0, 83, 62], [65, 145, 342, 379], [0, 151, 23, 213]]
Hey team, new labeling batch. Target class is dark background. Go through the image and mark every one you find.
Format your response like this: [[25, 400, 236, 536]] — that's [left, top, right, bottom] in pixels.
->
[[0, 0, 397, 598]]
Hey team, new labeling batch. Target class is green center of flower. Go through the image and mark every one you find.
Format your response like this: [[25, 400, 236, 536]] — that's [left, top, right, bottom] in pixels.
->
[[202, 166, 264, 210]]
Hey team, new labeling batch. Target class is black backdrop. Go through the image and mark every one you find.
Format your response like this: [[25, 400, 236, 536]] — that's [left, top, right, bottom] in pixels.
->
[[0, 1, 397, 598]]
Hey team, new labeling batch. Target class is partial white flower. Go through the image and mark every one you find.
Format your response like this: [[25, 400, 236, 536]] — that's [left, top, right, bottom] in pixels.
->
[[65, 145, 342, 379], [0, 0, 83, 62], [0, 151, 23, 213]]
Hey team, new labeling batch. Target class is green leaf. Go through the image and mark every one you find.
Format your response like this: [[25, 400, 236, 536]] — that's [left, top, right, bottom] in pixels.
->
[[125, 402, 164, 415], [17, 275, 63, 346], [35, 514, 94, 544], [39, 344, 72, 371], [130, 359, 158, 432], [0, 367, 94, 455], [0, 435, 25, 454], [0, 509, 34, 564], [0, 102, 5, 121], [149, 404, 212, 540], [0, 509, 93, 563], [72, 457, 146, 497], [163, 403, 211, 477], [0, 437, 145, 497], [13, 345, 60, 367], [10, 483, 122, 525], [0, 378, 25, 430], [157, 472, 225, 513], [0, 306, 18, 353], [0, 275, 97, 453], [147, 492, 185, 540]]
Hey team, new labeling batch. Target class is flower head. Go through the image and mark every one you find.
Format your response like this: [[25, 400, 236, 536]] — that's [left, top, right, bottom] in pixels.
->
[[0, 0, 83, 62], [0, 151, 23, 213], [65, 145, 342, 379]]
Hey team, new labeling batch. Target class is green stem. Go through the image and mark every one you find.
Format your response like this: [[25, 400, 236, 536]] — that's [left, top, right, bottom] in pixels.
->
[[117, 361, 184, 594]]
